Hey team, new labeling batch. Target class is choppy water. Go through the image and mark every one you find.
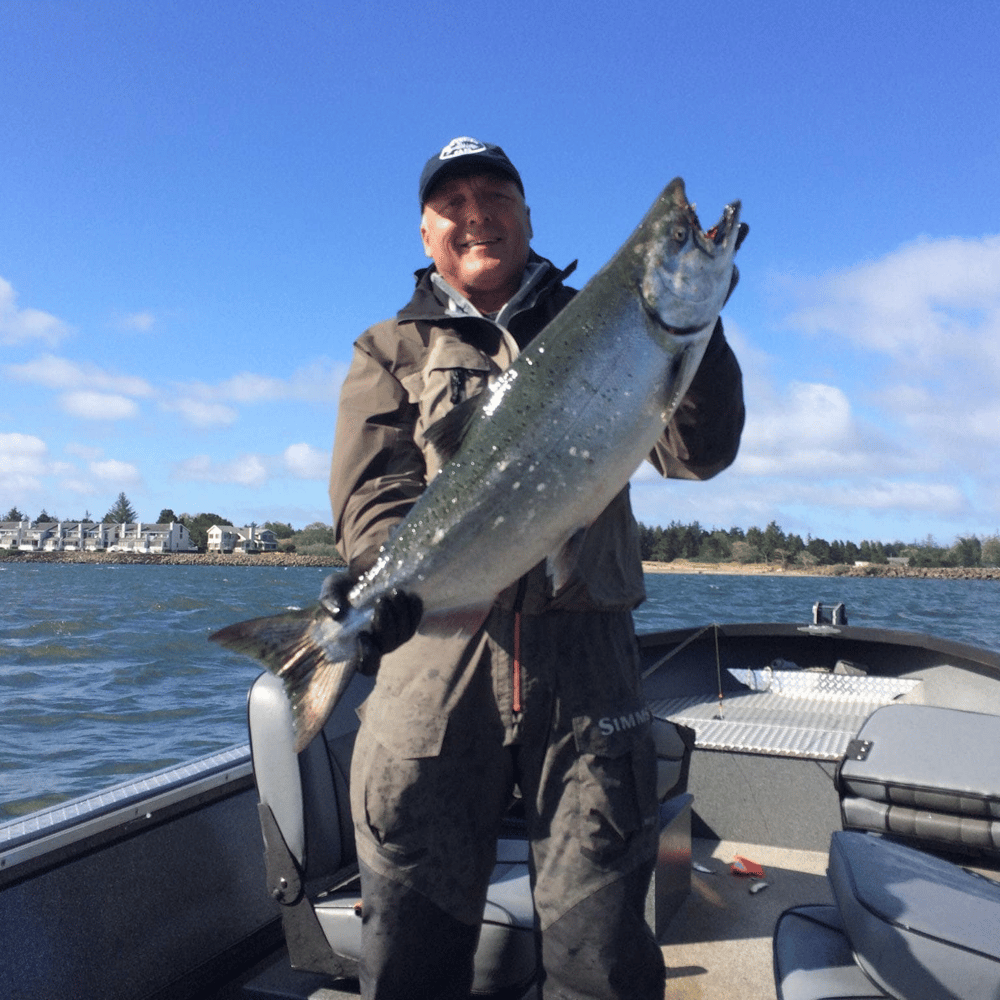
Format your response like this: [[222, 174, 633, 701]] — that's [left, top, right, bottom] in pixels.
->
[[2, 563, 998, 818]]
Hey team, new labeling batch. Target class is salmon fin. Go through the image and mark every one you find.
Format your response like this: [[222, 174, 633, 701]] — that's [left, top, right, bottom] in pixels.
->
[[418, 604, 492, 641], [423, 394, 485, 463], [211, 605, 357, 752], [547, 527, 588, 594], [211, 606, 321, 674]]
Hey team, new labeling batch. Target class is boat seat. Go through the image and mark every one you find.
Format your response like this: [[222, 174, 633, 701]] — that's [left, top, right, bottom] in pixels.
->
[[247, 670, 535, 996], [247, 671, 695, 995], [836, 704, 1000, 858], [773, 905, 890, 999], [774, 830, 1000, 1000]]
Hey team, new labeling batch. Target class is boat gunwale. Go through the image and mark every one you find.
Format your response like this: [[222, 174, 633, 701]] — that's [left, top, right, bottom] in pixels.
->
[[638, 620, 1000, 675], [0, 742, 254, 887]]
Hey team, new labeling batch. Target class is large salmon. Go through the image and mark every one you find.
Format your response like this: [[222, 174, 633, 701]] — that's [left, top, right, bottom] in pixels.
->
[[211, 178, 747, 750]]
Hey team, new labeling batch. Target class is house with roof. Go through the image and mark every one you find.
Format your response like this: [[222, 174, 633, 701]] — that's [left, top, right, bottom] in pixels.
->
[[206, 524, 277, 554], [0, 520, 197, 553]]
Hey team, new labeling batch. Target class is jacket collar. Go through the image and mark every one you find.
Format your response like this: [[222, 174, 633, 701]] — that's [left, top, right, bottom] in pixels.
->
[[397, 251, 577, 325]]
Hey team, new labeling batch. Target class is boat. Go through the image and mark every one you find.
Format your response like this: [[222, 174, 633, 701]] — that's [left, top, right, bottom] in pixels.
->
[[3, 601, 1000, 1000]]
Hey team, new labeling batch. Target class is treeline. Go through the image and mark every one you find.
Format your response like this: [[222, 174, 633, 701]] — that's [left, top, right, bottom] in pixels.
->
[[638, 520, 1000, 569]]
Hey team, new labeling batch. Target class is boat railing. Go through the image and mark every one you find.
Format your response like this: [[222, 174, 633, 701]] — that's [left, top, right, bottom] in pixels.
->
[[0, 742, 252, 879]]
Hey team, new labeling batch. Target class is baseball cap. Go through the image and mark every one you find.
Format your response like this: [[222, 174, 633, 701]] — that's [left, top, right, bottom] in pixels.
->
[[419, 136, 524, 205]]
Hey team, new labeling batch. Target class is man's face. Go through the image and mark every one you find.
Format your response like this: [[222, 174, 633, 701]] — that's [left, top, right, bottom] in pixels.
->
[[420, 172, 533, 314]]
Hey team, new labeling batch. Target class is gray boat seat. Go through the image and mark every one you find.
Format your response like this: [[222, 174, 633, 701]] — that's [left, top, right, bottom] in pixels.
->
[[837, 704, 1000, 857], [247, 670, 535, 996], [247, 671, 696, 993], [774, 830, 1000, 1000], [774, 905, 890, 999]]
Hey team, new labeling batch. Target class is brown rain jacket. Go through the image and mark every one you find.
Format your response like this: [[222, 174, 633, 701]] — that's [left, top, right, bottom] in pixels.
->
[[329, 253, 744, 614]]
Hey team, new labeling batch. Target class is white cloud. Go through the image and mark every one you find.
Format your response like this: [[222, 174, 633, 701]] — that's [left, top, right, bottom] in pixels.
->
[[0, 278, 71, 347], [90, 458, 142, 486], [732, 379, 898, 479], [0, 433, 49, 492], [174, 453, 271, 487], [61, 476, 101, 496], [172, 358, 346, 408], [762, 478, 967, 516], [61, 391, 139, 421], [64, 442, 105, 461], [118, 311, 155, 332], [283, 442, 330, 479], [160, 358, 343, 429], [784, 233, 1000, 373], [165, 397, 239, 428], [4, 353, 154, 396], [216, 372, 288, 403], [284, 358, 349, 402]]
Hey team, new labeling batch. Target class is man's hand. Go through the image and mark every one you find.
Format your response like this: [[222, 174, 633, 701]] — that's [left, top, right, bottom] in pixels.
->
[[319, 572, 423, 676]]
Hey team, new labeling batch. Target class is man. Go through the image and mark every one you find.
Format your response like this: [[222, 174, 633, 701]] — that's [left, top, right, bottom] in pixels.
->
[[329, 136, 745, 999]]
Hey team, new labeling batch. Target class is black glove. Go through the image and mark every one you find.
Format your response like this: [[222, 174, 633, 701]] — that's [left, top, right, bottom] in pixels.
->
[[319, 572, 423, 676]]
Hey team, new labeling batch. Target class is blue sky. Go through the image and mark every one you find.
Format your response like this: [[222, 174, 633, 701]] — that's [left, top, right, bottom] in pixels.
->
[[2, 0, 998, 547]]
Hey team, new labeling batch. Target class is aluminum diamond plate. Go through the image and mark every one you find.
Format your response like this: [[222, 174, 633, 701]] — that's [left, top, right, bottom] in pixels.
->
[[649, 673, 922, 760]]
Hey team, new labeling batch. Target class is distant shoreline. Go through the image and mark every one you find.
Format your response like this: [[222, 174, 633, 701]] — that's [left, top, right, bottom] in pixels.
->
[[0, 550, 345, 568], [641, 559, 999, 581], [1, 550, 996, 580]]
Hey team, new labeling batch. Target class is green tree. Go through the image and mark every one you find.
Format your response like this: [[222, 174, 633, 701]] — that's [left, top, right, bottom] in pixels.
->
[[807, 536, 831, 564], [35, 508, 57, 524], [4, 506, 26, 521], [157, 508, 179, 524], [761, 520, 785, 562], [697, 529, 732, 563], [263, 520, 296, 539], [785, 533, 806, 562], [183, 512, 227, 551], [292, 521, 340, 558], [950, 536, 981, 568], [982, 535, 1000, 567], [104, 492, 138, 523], [731, 539, 759, 564]]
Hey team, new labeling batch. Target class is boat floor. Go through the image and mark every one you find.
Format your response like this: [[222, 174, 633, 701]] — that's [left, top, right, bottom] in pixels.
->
[[234, 837, 832, 1000], [660, 837, 830, 1000]]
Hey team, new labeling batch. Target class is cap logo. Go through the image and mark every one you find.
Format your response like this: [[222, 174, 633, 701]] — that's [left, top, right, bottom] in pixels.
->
[[439, 136, 487, 161]]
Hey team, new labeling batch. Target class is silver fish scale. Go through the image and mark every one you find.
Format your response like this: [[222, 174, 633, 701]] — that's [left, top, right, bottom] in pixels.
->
[[649, 673, 922, 760]]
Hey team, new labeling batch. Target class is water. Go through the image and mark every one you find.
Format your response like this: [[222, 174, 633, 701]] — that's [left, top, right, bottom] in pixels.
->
[[633, 572, 1000, 646], [2, 562, 998, 819]]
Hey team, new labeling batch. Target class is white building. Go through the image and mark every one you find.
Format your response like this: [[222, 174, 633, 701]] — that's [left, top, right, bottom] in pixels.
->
[[0, 520, 197, 553], [206, 524, 278, 554]]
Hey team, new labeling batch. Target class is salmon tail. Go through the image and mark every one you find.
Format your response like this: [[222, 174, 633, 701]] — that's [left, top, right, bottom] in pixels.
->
[[210, 604, 359, 752]]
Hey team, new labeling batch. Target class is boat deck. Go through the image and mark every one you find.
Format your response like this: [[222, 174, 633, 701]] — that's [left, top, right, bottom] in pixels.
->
[[660, 837, 831, 1000]]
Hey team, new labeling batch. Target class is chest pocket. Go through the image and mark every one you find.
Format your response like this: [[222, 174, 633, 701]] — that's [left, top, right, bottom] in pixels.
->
[[405, 338, 496, 479]]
